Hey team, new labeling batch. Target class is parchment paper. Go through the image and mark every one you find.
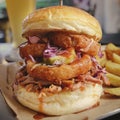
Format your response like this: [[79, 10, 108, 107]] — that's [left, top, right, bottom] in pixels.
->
[[0, 63, 120, 120]]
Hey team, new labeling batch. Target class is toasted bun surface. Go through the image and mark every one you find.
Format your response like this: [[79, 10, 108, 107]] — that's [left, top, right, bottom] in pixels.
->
[[14, 83, 103, 115], [22, 6, 102, 41]]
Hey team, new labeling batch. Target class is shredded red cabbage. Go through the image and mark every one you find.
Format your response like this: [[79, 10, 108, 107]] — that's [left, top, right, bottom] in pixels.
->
[[90, 57, 110, 85], [77, 52, 82, 58], [98, 47, 104, 58], [43, 43, 71, 58], [91, 57, 107, 76], [43, 43, 59, 58]]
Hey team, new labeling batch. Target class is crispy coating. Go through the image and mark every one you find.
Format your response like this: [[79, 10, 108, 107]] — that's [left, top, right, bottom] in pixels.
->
[[48, 33, 100, 56], [26, 54, 92, 83], [19, 33, 100, 59], [19, 43, 46, 58]]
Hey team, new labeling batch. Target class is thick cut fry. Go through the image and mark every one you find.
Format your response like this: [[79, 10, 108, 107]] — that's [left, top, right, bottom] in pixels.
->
[[104, 87, 120, 96], [112, 53, 120, 64], [105, 43, 120, 52], [106, 72, 120, 87], [105, 43, 120, 60], [105, 61, 120, 76]]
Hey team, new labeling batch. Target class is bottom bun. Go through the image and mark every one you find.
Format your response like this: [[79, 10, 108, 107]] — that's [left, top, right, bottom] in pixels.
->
[[14, 83, 103, 115]]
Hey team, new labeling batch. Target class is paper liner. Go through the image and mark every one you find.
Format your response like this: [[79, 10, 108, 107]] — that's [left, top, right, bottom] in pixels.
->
[[0, 63, 120, 120]]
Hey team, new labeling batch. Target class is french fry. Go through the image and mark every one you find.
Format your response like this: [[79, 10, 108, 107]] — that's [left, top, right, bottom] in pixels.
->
[[112, 53, 120, 64], [104, 87, 120, 96], [105, 61, 120, 76], [106, 72, 120, 87], [105, 43, 120, 52], [105, 43, 120, 60], [102, 43, 120, 96]]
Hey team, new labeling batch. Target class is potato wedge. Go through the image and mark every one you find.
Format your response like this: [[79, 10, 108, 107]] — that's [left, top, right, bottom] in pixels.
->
[[105, 61, 120, 76], [105, 43, 120, 60], [112, 53, 120, 64], [106, 72, 120, 87], [104, 87, 120, 96]]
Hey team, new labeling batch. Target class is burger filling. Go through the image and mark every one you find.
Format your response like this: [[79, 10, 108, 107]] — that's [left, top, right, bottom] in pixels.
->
[[16, 32, 109, 97], [43, 45, 77, 65]]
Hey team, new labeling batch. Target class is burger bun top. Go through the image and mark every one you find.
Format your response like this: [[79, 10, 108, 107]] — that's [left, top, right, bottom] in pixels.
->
[[22, 6, 102, 42]]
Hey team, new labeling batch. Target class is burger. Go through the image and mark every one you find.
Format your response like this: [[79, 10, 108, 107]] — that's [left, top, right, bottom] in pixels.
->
[[13, 6, 109, 115]]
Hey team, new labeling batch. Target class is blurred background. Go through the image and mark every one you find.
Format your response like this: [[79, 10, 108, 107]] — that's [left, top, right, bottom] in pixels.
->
[[0, 0, 120, 43]]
